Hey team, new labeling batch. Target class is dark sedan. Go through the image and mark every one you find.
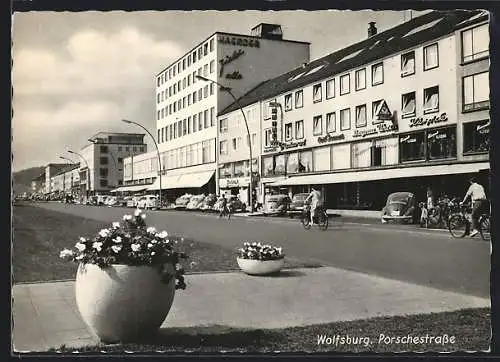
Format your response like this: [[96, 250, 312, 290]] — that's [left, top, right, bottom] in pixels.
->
[[381, 192, 417, 224], [288, 193, 310, 216]]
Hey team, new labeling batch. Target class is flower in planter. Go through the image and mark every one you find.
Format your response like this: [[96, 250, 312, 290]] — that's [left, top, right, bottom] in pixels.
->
[[60, 210, 188, 290], [237, 242, 284, 261]]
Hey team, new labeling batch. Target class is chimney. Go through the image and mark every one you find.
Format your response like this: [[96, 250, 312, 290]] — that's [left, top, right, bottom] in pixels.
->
[[368, 22, 377, 37]]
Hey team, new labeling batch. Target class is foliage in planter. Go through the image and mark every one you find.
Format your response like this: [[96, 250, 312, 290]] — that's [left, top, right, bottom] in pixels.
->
[[60, 209, 188, 289], [237, 242, 284, 261]]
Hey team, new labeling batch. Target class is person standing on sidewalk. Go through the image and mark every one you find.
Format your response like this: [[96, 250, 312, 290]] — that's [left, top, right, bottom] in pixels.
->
[[461, 176, 488, 237]]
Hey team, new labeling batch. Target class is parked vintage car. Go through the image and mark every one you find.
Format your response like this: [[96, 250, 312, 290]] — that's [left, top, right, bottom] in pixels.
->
[[288, 193, 310, 215], [199, 194, 217, 212], [186, 194, 206, 210], [174, 194, 193, 209], [228, 195, 247, 212], [263, 194, 292, 216], [381, 192, 418, 224], [137, 195, 160, 210], [126, 196, 140, 208]]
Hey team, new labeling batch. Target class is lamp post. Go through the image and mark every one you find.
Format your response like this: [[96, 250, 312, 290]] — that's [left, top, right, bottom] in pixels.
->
[[60, 156, 75, 196], [68, 150, 90, 199], [195, 75, 254, 212], [121, 119, 163, 207], [88, 139, 119, 189]]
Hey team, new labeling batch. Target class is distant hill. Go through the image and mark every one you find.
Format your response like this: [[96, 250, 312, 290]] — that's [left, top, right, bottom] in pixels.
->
[[12, 166, 45, 195]]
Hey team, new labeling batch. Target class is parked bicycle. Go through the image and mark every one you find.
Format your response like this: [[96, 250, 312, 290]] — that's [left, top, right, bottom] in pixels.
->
[[301, 204, 328, 231], [447, 198, 490, 241]]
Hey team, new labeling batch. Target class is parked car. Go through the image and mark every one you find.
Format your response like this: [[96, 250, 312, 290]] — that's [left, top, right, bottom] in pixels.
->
[[227, 195, 246, 213], [263, 194, 292, 216], [137, 195, 160, 210], [381, 192, 417, 224], [126, 196, 140, 208], [199, 194, 217, 212], [186, 194, 206, 210], [288, 193, 310, 215], [174, 194, 193, 209]]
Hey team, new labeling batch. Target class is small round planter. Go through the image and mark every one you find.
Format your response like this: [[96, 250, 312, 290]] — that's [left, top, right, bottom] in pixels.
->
[[236, 257, 285, 276], [75, 263, 176, 343]]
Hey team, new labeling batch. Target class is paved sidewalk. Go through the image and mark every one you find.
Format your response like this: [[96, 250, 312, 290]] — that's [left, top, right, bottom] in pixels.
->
[[12, 267, 490, 352]]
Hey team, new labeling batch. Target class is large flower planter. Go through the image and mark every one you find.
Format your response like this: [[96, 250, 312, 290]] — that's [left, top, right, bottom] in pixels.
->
[[75, 263, 176, 343], [236, 257, 285, 276]]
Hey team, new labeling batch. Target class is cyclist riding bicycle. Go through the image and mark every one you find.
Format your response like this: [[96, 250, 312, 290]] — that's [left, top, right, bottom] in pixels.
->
[[461, 176, 488, 237], [304, 186, 323, 226]]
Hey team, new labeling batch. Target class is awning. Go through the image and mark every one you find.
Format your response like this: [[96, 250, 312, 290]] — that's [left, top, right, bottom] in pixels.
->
[[270, 162, 490, 186], [148, 170, 214, 190], [110, 185, 149, 193]]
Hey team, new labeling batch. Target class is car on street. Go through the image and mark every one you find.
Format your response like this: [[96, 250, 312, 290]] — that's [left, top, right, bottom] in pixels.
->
[[199, 194, 217, 212], [186, 194, 206, 210], [174, 194, 193, 209], [126, 196, 140, 208], [381, 192, 418, 224], [137, 195, 160, 210], [288, 193, 310, 216], [227, 195, 246, 213], [263, 194, 292, 216]]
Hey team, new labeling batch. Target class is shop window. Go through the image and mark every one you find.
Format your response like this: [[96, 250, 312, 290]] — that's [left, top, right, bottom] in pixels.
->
[[461, 24, 489, 63], [355, 104, 367, 128], [401, 92, 416, 118], [220, 163, 232, 178], [355, 68, 366, 90], [340, 108, 351, 131], [285, 123, 293, 140], [423, 86, 439, 114], [298, 150, 313, 173], [234, 161, 245, 177], [286, 152, 299, 174], [295, 90, 303, 108], [340, 74, 350, 95], [326, 112, 336, 133], [284, 94, 293, 111], [274, 154, 286, 175], [399, 132, 426, 162], [463, 72, 489, 112], [427, 126, 456, 160], [314, 146, 330, 171], [326, 79, 335, 99], [295, 120, 304, 139], [463, 120, 490, 154], [263, 156, 274, 177], [371, 62, 384, 86], [401, 51, 415, 76], [264, 128, 273, 147], [423, 43, 439, 71], [313, 84, 322, 103], [351, 142, 371, 168], [313, 115, 323, 135]]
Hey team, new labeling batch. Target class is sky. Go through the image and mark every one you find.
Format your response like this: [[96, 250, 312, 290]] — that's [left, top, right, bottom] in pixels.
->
[[12, 9, 428, 172]]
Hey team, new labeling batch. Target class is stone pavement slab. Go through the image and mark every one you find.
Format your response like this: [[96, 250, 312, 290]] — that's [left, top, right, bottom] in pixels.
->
[[12, 267, 490, 352]]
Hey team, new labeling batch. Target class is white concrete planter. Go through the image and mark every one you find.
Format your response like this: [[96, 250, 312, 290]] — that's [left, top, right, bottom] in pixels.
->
[[236, 257, 285, 276], [75, 263, 176, 343]]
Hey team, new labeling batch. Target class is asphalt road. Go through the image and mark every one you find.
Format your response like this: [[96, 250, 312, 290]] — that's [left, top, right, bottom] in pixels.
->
[[29, 202, 490, 298]]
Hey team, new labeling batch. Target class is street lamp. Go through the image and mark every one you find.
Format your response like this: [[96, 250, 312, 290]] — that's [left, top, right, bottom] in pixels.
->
[[88, 139, 119, 188], [59, 156, 75, 197], [195, 75, 255, 212], [121, 119, 164, 207], [68, 150, 90, 199]]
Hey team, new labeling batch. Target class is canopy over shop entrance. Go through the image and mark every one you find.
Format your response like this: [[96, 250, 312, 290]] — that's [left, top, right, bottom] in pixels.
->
[[110, 185, 149, 193], [148, 171, 215, 190]]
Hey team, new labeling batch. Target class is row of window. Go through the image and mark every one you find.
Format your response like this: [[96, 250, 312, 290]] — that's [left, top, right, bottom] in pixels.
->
[[157, 107, 216, 143], [98, 145, 144, 154], [156, 61, 216, 104], [157, 38, 215, 86], [219, 159, 259, 178], [156, 83, 215, 121], [260, 120, 489, 177], [219, 133, 257, 155]]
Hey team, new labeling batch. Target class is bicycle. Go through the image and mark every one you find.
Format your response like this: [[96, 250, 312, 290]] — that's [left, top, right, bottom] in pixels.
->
[[447, 200, 490, 241], [300, 205, 328, 231]]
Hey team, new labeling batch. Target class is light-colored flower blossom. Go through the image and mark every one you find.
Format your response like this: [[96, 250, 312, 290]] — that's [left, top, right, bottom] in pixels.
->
[[131, 243, 141, 252], [157, 231, 169, 239], [59, 249, 74, 258], [134, 209, 142, 217], [98, 229, 110, 238], [79, 237, 86, 243], [76, 255, 84, 260], [151, 251, 156, 256], [111, 245, 122, 253], [141, 213, 146, 219], [147, 243, 153, 248], [112, 222, 120, 229], [123, 214, 132, 221], [92, 242, 103, 252], [75, 242, 86, 252], [113, 236, 122, 244], [146, 227, 156, 234]]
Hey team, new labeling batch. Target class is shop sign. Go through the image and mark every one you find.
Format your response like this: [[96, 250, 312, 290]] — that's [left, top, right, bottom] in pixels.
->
[[400, 135, 417, 143], [317, 133, 345, 144], [264, 139, 306, 153], [477, 122, 490, 135], [219, 49, 245, 77], [408, 112, 448, 128], [218, 36, 261, 48], [352, 123, 398, 139], [226, 179, 239, 187], [375, 100, 393, 121], [427, 130, 447, 140]]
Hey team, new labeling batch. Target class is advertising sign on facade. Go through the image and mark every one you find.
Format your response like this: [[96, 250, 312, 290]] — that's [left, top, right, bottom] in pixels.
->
[[218, 35, 261, 48], [408, 112, 448, 128], [264, 139, 306, 153], [375, 100, 393, 121]]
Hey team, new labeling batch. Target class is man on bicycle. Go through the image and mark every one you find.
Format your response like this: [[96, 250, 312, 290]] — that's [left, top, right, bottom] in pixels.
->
[[304, 186, 323, 225], [461, 176, 488, 237]]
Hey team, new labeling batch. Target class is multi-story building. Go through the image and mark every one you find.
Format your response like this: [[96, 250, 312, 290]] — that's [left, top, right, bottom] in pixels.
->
[[77, 132, 147, 197], [218, 10, 490, 210], [44, 163, 69, 194], [31, 173, 46, 194], [123, 23, 310, 201], [51, 164, 80, 195]]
